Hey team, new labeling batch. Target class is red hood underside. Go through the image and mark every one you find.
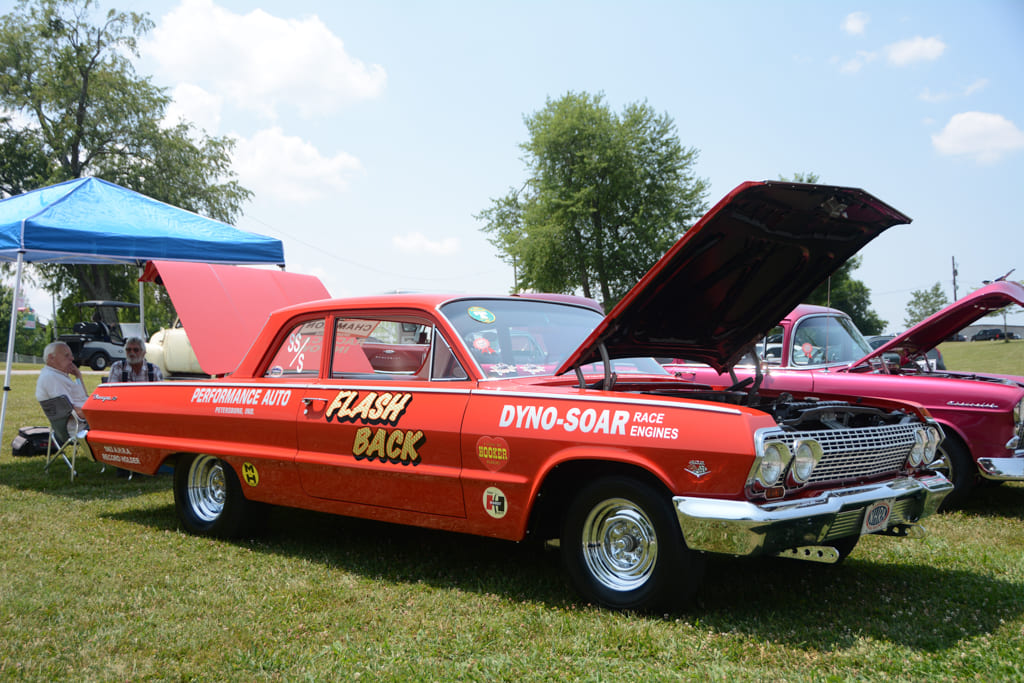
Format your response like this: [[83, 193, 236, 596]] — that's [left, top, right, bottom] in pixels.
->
[[141, 260, 330, 375]]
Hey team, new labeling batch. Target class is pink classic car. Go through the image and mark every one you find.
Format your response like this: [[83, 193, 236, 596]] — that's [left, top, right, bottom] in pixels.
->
[[666, 279, 1024, 507]]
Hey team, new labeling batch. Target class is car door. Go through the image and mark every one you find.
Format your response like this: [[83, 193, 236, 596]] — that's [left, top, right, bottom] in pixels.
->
[[294, 313, 472, 517]]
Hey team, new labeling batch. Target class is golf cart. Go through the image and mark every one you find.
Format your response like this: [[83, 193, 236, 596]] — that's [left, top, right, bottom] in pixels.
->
[[58, 301, 146, 371]]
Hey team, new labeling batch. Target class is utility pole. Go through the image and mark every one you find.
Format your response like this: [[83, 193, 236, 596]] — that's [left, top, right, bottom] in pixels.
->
[[951, 256, 958, 301]]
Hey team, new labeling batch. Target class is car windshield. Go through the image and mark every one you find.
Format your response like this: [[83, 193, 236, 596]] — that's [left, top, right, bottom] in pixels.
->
[[791, 314, 873, 366], [441, 298, 605, 379]]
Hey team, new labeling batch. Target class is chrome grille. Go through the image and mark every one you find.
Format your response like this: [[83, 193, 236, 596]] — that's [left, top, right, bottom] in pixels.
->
[[765, 423, 918, 484]]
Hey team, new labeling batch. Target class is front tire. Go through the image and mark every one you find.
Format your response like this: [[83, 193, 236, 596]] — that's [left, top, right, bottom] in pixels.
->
[[174, 454, 263, 537], [90, 352, 110, 371], [561, 477, 704, 611], [929, 435, 976, 509]]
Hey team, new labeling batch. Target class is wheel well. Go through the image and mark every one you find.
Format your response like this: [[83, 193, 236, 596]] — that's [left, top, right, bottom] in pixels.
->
[[937, 422, 971, 457], [527, 460, 672, 542]]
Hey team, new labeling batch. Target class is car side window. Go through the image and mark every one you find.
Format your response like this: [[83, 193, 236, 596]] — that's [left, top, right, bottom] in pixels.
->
[[264, 318, 325, 377], [331, 317, 445, 380]]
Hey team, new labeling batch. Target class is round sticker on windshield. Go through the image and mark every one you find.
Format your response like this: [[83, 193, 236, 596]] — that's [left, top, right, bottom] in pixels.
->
[[467, 306, 496, 324]]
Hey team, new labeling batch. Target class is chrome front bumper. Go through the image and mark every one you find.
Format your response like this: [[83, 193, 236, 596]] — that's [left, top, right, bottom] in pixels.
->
[[977, 451, 1024, 480], [673, 474, 953, 557]]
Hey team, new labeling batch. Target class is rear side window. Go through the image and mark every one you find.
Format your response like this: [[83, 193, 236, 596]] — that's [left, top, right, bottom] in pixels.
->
[[331, 317, 433, 379], [264, 318, 325, 377]]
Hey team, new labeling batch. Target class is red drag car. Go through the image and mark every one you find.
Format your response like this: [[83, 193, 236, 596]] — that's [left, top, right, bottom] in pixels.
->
[[85, 182, 951, 610], [667, 280, 1024, 507]]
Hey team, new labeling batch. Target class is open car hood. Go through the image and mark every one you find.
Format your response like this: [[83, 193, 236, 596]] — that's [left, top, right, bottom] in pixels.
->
[[851, 279, 1024, 368], [140, 261, 330, 375], [557, 181, 911, 375]]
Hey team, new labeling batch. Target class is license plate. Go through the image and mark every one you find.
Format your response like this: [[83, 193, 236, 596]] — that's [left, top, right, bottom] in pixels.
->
[[861, 498, 894, 535]]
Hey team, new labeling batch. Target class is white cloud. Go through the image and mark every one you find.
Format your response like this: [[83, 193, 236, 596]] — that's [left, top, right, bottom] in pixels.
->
[[932, 112, 1024, 164], [841, 12, 869, 36], [918, 78, 990, 103], [391, 232, 460, 256], [918, 88, 949, 103], [142, 0, 386, 121], [839, 50, 877, 74], [885, 36, 946, 66], [163, 83, 223, 132], [233, 127, 363, 201], [964, 78, 989, 96]]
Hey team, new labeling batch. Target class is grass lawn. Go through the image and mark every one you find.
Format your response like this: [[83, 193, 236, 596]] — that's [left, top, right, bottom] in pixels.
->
[[939, 338, 1024, 376], [2, 357, 1023, 681]]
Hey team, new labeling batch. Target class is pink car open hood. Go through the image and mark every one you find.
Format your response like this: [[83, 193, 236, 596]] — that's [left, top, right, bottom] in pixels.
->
[[850, 279, 1024, 369], [558, 181, 912, 375], [141, 260, 330, 375]]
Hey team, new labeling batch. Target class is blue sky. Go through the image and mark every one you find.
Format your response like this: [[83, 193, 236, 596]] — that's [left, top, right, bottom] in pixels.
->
[[5, 0, 1023, 329]]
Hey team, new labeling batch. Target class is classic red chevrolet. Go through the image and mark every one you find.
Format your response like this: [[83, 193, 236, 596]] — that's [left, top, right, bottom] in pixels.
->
[[85, 182, 951, 610], [667, 280, 1024, 507]]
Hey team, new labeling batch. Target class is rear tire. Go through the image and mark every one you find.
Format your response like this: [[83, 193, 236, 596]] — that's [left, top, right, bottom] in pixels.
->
[[174, 454, 264, 537], [561, 476, 704, 611]]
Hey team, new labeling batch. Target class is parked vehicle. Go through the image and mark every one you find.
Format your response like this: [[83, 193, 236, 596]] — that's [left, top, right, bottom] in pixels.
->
[[667, 279, 1024, 507], [84, 182, 951, 611], [57, 301, 145, 370], [867, 335, 946, 370], [971, 328, 1006, 341]]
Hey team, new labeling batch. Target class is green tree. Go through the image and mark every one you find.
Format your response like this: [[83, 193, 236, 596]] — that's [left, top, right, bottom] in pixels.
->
[[0, 116, 50, 197], [904, 282, 949, 328], [0, 285, 52, 356], [0, 0, 251, 306], [478, 92, 709, 309], [779, 173, 887, 334]]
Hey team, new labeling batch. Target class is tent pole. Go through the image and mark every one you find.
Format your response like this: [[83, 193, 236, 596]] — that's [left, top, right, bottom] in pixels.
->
[[1, 251, 26, 453], [138, 264, 146, 337]]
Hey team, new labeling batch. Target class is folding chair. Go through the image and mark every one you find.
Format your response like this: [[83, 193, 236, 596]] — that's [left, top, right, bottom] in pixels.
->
[[39, 396, 89, 481]]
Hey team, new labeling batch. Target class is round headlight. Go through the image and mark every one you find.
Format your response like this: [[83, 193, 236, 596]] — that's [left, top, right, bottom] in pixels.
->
[[908, 429, 926, 467], [790, 439, 819, 483], [924, 427, 941, 463], [759, 442, 785, 486]]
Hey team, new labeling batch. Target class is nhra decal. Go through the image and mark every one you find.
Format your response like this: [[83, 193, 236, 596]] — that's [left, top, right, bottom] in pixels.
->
[[483, 486, 507, 518], [498, 404, 680, 440], [326, 390, 413, 425], [476, 436, 510, 472], [190, 387, 292, 416], [100, 445, 140, 465]]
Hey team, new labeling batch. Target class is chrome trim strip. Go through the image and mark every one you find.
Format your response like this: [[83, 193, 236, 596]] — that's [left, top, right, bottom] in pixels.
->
[[673, 474, 952, 556], [93, 381, 474, 397]]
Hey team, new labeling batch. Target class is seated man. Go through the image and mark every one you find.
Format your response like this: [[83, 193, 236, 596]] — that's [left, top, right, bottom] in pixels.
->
[[35, 340, 90, 429], [107, 336, 163, 383]]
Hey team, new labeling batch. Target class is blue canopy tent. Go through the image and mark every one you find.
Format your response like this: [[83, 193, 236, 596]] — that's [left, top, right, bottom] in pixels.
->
[[0, 177, 285, 449]]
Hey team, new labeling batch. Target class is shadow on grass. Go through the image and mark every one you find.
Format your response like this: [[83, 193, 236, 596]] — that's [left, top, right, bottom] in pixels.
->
[[952, 481, 1024, 520], [0, 456, 171, 501], [95, 483, 1024, 654]]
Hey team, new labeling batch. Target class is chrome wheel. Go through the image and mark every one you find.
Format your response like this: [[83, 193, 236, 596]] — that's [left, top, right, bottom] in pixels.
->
[[580, 497, 658, 592], [186, 454, 228, 523]]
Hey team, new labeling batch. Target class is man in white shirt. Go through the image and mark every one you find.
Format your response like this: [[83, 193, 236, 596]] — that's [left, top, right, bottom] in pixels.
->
[[35, 340, 90, 424]]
